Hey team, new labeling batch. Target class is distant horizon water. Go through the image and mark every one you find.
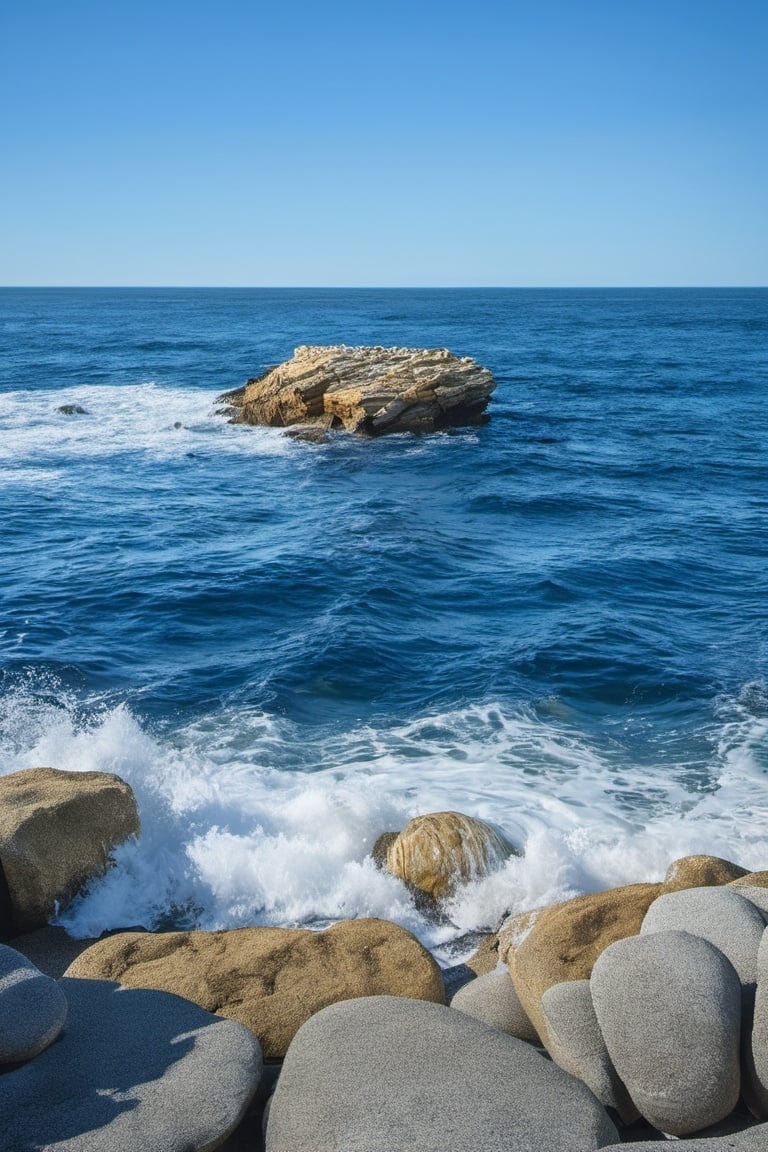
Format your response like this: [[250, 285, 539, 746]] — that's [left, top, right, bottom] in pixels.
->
[[1, 286, 766, 960]]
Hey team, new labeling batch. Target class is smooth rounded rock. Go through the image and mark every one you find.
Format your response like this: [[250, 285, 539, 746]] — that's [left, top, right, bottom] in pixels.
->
[[641, 886, 766, 986], [0, 944, 67, 1063], [66, 917, 445, 1058], [541, 979, 639, 1124], [0, 976, 262, 1152], [602, 1125, 768, 1150], [508, 883, 663, 1046], [591, 930, 742, 1135], [451, 969, 540, 1043], [665, 854, 749, 890], [745, 925, 768, 1118], [732, 886, 768, 920], [732, 872, 768, 890], [266, 995, 619, 1152], [385, 811, 518, 900]]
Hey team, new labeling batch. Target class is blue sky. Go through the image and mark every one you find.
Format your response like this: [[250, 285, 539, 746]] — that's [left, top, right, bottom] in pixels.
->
[[1, 0, 766, 285]]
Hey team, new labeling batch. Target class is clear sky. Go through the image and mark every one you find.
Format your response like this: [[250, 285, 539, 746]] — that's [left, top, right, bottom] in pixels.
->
[[1, 0, 766, 286]]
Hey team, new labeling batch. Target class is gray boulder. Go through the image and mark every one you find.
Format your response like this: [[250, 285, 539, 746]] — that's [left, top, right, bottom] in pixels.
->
[[641, 886, 766, 986], [591, 930, 741, 1135], [266, 995, 619, 1152], [0, 944, 67, 1063], [0, 976, 262, 1152], [745, 925, 768, 1118], [734, 886, 768, 920], [541, 979, 639, 1124], [450, 969, 540, 1043], [602, 1123, 768, 1150]]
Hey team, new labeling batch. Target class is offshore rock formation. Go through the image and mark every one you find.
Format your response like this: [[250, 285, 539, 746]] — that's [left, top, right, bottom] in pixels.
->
[[220, 345, 496, 436]]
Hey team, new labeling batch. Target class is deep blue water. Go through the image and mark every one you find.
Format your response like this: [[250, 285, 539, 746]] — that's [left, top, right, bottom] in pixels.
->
[[1, 288, 766, 949]]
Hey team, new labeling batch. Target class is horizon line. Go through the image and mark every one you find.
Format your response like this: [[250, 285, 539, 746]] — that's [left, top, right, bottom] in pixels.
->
[[1, 284, 766, 291]]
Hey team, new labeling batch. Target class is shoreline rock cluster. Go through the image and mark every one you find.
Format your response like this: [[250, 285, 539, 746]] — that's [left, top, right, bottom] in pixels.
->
[[219, 344, 497, 438], [3, 764, 768, 1150]]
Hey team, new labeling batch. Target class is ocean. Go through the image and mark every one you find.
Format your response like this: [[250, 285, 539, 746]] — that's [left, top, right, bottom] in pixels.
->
[[1, 287, 766, 960]]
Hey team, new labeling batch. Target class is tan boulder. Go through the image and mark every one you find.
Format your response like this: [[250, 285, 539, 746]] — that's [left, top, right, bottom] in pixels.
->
[[498, 906, 547, 965], [664, 854, 749, 890], [65, 917, 445, 1059], [465, 933, 501, 976], [731, 871, 768, 889], [221, 345, 496, 436], [508, 883, 663, 1047], [385, 811, 518, 901], [0, 768, 139, 934]]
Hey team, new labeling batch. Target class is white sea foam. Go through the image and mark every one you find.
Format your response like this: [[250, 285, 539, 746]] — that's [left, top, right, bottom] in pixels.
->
[[1, 680, 767, 959], [0, 382, 294, 484]]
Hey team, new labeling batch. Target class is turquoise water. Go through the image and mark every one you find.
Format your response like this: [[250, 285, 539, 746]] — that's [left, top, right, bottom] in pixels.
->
[[1, 288, 766, 955]]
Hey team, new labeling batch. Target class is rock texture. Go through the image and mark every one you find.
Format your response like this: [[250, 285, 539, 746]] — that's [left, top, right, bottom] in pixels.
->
[[508, 883, 663, 1046], [665, 854, 749, 890], [602, 1127, 768, 1151], [450, 969, 540, 1043], [745, 926, 768, 1118], [265, 996, 619, 1152], [0, 976, 262, 1152], [641, 886, 766, 986], [66, 917, 445, 1059], [591, 930, 742, 1136], [541, 979, 639, 1124], [0, 944, 68, 1064], [223, 345, 496, 436], [0, 768, 140, 933], [385, 811, 517, 901]]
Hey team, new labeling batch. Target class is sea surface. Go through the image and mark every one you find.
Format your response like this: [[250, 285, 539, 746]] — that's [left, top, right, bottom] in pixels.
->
[[1, 287, 766, 959]]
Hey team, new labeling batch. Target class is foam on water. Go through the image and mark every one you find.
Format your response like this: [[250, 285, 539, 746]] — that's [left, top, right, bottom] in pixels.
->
[[1, 676, 766, 959], [0, 382, 293, 484]]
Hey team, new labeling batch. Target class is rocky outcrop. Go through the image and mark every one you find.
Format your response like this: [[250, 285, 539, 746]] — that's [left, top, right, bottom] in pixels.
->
[[384, 811, 518, 901], [65, 917, 445, 1058], [222, 345, 496, 436], [0, 768, 140, 934]]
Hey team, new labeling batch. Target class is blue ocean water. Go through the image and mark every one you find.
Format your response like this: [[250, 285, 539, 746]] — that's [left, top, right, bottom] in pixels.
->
[[1, 288, 766, 954]]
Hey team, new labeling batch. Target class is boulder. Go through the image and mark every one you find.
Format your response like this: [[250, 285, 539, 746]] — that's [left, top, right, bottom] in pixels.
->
[[508, 883, 663, 1046], [732, 886, 768, 919], [0, 977, 262, 1152], [450, 969, 540, 1043], [665, 854, 749, 890], [498, 906, 541, 964], [265, 996, 619, 1152], [0, 944, 67, 1063], [465, 931, 501, 975], [601, 1126, 768, 1151], [66, 917, 445, 1059], [541, 979, 639, 1124], [222, 345, 497, 436], [641, 886, 766, 986], [745, 925, 768, 1118], [732, 872, 768, 890], [385, 811, 517, 900], [0, 767, 140, 933], [591, 930, 741, 1135]]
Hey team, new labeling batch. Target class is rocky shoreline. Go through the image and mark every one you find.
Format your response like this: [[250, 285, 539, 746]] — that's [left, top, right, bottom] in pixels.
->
[[2, 766, 768, 1150]]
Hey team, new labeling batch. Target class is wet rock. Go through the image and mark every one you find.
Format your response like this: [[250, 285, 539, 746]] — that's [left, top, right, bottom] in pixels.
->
[[222, 345, 496, 436], [57, 403, 88, 415], [265, 996, 619, 1152], [665, 854, 749, 890], [466, 931, 501, 975], [591, 930, 741, 1135], [66, 917, 445, 1058], [385, 810, 517, 901], [0, 767, 139, 933]]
